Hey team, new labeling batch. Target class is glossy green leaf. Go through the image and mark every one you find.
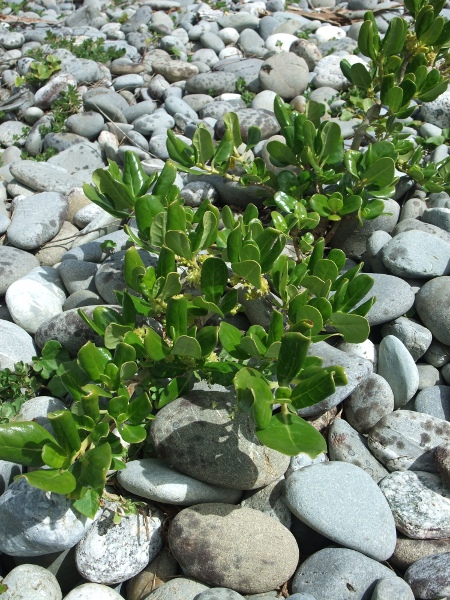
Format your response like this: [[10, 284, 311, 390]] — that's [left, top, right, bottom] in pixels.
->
[[172, 335, 202, 360], [219, 289, 238, 314], [232, 260, 261, 288], [339, 273, 374, 312], [223, 112, 242, 148], [165, 230, 192, 261], [267, 141, 297, 167], [22, 470, 76, 494], [166, 130, 195, 167], [201, 257, 229, 304], [313, 258, 338, 282], [196, 326, 219, 357], [122, 150, 147, 197], [0, 422, 56, 467], [277, 332, 310, 386], [246, 126, 261, 149], [190, 296, 224, 318], [78, 342, 111, 382], [192, 124, 214, 164], [124, 247, 146, 292], [291, 369, 336, 408], [117, 423, 147, 444], [41, 442, 69, 469], [156, 376, 191, 409], [274, 95, 292, 130], [214, 129, 234, 165], [293, 305, 323, 335], [153, 161, 177, 199], [361, 157, 395, 188], [72, 488, 101, 519], [91, 169, 135, 211], [329, 311, 370, 343], [144, 327, 169, 361], [47, 410, 81, 454], [380, 17, 407, 56], [77, 442, 112, 493], [256, 412, 327, 456], [126, 393, 152, 425], [219, 322, 248, 360]]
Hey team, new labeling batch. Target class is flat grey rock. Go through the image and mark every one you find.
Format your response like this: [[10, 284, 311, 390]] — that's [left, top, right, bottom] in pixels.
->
[[368, 410, 450, 472], [381, 230, 450, 278], [194, 590, 245, 600], [344, 373, 394, 434], [284, 462, 396, 561], [379, 471, 450, 539], [151, 389, 290, 490], [9, 161, 92, 194], [241, 478, 291, 528], [391, 535, 450, 570], [298, 341, 373, 418], [405, 552, 450, 599], [292, 548, 397, 600], [0, 459, 21, 495], [0, 478, 96, 556], [133, 578, 209, 600], [185, 72, 237, 96], [392, 217, 450, 244], [377, 335, 419, 408], [168, 503, 298, 593], [117, 458, 242, 505], [76, 503, 163, 584], [7, 192, 68, 250], [328, 419, 389, 482]]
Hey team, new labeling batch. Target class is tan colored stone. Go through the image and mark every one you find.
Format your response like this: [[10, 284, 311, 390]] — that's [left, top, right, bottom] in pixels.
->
[[126, 548, 179, 600]]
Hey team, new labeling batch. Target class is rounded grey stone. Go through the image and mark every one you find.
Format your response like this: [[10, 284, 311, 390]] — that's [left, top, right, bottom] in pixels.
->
[[298, 341, 373, 418], [95, 249, 158, 304], [133, 578, 209, 600], [328, 418, 389, 482], [330, 199, 400, 260], [0, 247, 40, 295], [185, 72, 237, 96], [0, 564, 62, 599], [418, 363, 442, 389], [379, 471, 450, 539], [151, 389, 290, 490], [168, 503, 299, 593], [165, 96, 198, 121], [117, 458, 242, 505], [34, 305, 109, 357], [241, 478, 291, 528], [378, 335, 419, 408], [0, 318, 37, 370], [284, 462, 396, 560], [416, 277, 450, 346], [393, 217, 450, 245], [292, 548, 397, 600], [76, 503, 163, 584], [66, 111, 105, 140], [370, 577, 414, 600], [259, 53, 309, 99], [57, 260, 98, 295], [17, 395, 66, 433], [194, 589, 245, 600], [218, 13, 260, 32], [63, 290, 103, 311], [199, 99, 246, 120], [368, 409, 450, 473], [405, 552, 450, 599], [381, 317, 432, 361], [391, 535, 450, 570], [381, 230, 450, 278], [132, 110, 175, 135], [64, 583, 125, 599], [414, 386, 450, 420], [421, 88, 450, 129], [0, 478, 96, 556], [345, 373, 394, 433], [7, 192, 68, 250], [0, 459, 21, 495], [423, 338, 450, 368]]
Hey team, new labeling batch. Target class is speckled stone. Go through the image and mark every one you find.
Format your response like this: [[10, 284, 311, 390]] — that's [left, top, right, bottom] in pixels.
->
[[151, 390, 290, 490], [434, 441, 450, 486], [416, 277, 450, 346], [63, 583, 125, 600], [75, 503, 163, 584], [405, 552, 450, 599], [328, 419, 389, 482], [240, 478, 291, 528], [367, 410, 450, 473], [379, 471, 450, 539], [168, 504, 299, 593], [133, 578, 210, 600], [414, 386, 450, 420], [125, 547, 179, 599], [381, 230, 450, 278], [344, 373, 394, 434], [284, 462, 396, 561]]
